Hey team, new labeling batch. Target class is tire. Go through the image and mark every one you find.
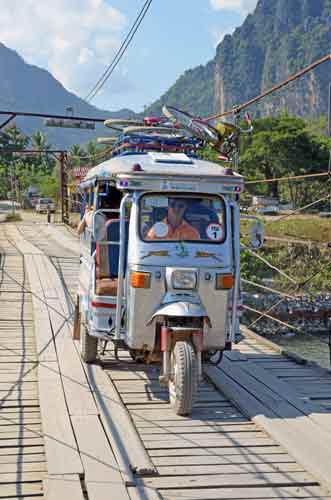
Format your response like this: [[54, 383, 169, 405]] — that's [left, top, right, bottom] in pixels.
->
[[169, 341, 198, 416], [80, 322, 98, 363]]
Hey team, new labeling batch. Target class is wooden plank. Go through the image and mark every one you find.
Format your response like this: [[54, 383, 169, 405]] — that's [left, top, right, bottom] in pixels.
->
[[43, 474, 85, 500], [159, 485, 331, 499], [143, 437, 276, 450], [0, 461, 47, 473], [0, 453, 45, 464], [127, 486, 161, 500], [0, 470, 46, 482], [135, 420, 251, 429], [0, 445, 45, 456], [38, 363, 83, 475], [130, 408, 244, 422], [240, 361, 331, 436], [25, 255, 56, 362], [122, 392, 227, 404], [155, 462, 305, 476], [0, 482, 43, 498], [142, 430, 267, 440], [131, 444, 285, 457], [0, 439, 44, 448], [47, 298, 97, 417], [139, 427, 266, 435], [205, 362, 331, 491], [85, 481, 130, 500], [71, 415, 128, 498], [39, 257, 97, 416], [152, 453, 295, 466], [86, 363, 156, 477], [0, 428, 42, 439], [127, 402, 235, 410], [142, 471, 317, 489]]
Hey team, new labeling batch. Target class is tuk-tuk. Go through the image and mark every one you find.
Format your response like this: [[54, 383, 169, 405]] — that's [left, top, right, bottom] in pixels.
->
[[76, 110, 255, 415]]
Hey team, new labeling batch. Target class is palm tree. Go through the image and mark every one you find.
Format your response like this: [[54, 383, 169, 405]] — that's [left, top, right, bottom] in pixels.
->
[[31, 130, 53, 174], [69, 144, 83, 167], [86, 141, 98, 166]]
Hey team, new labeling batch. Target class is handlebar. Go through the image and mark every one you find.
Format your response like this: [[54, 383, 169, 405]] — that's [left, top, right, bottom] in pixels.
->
[[162, 105, 253, 160]]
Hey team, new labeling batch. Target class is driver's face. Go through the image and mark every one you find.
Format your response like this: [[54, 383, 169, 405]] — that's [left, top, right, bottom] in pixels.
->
[[168, 199, 187, 215]]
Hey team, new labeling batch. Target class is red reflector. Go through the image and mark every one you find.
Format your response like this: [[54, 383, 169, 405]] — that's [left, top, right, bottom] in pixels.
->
[[91, 301, 116, 309]]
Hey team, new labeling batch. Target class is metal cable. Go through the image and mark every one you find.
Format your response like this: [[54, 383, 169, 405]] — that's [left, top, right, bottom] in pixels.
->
[[85, 0, 153, 102], [241, 244, 298, 285], [207, 54, 331, 121], [246, 171, 330, 185], [273, 195, 331, 222]]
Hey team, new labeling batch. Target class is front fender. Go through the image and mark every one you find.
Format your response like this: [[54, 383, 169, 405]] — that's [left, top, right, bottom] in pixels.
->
[[146, 301, 208, 326]]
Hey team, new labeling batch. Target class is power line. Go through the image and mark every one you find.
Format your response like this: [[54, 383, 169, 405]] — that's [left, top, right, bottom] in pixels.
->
[[246, 170, 330, 185], [85, 0, 153, 103], [207, 53, 331, 121]]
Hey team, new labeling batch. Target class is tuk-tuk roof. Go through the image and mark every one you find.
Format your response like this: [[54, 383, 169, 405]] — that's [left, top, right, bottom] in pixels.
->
[[80, 153, 244, 194]]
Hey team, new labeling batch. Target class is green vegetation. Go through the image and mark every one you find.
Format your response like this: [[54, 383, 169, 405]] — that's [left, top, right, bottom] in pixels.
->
[[0, 126, 103, 205], [266, 216, 331, 243]]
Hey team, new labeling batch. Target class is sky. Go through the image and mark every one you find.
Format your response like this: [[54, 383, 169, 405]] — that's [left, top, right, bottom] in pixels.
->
[[0, 0, 258, 113]]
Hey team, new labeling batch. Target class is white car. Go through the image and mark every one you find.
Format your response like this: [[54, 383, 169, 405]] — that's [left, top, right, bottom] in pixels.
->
[[256, 205, 279, 215], [35, 198, 55, 213]]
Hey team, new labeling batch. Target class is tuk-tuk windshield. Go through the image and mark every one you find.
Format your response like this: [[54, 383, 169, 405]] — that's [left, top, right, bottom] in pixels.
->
[[140, 194, 225, 243]]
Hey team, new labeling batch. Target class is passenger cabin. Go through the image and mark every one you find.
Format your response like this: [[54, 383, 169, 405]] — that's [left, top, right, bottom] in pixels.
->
[[78, 152, 243, 303]]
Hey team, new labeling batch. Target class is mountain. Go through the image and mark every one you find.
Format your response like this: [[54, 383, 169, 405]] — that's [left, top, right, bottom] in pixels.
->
[[146, 0, 331, 120], [0, 42, 137, 148]]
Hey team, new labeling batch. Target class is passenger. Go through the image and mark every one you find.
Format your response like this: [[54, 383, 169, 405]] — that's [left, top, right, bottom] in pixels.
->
[[77, 188, 122, 237], [77, 205, 94, 235], [146, 198, 200, 241], [96, 189, 123, 281]]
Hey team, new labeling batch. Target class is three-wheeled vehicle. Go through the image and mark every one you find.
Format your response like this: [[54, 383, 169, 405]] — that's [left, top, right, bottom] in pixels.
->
[[76, 111, 254, 415]]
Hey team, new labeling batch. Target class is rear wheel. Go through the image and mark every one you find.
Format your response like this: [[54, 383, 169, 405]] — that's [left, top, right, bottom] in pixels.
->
[[80, 322, 98, 363], [169, 341, 198, 416]]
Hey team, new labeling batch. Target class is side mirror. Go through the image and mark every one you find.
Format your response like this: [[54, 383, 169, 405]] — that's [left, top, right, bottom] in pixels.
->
[[241, 215, 264, 249], [249, 220, 264, 249]]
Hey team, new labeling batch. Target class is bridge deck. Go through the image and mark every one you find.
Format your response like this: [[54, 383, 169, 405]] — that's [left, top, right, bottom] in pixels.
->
[[0, 222, 330, 499]]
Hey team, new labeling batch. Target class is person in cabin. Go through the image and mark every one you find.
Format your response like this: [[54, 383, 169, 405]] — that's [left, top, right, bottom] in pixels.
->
[[77, 204, 94, 235], [146, 197, 199, 241]]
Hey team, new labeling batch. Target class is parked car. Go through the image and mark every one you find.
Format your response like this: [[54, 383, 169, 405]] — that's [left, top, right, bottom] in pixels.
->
[[256, 205, 279, 215], [35, 198, 55, 213]]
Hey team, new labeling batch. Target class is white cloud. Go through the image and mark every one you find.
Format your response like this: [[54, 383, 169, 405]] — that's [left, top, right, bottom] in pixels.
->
[[0, 0, 132, 100], [210, 0, 257, 15]]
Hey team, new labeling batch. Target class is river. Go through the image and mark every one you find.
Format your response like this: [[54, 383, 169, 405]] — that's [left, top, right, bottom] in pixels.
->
[[263, 331, 331, 369]]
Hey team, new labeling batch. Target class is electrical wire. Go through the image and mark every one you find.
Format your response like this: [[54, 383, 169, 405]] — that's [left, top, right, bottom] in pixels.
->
[[207, 54, 331, 121], [246, 171, 329, 185], [85, 0, 153, 102]]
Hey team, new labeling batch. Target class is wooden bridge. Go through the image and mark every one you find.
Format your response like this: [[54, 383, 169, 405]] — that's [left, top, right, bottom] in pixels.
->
[[1, 220, 331, 499]]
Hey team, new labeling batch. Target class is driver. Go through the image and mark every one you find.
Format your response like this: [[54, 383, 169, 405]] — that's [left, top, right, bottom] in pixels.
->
[[146, 198, 200, 241]]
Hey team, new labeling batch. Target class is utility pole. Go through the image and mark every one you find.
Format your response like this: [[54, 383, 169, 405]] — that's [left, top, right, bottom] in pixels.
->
[[58, 152, 70, 224], [10, 162, 15, 215]]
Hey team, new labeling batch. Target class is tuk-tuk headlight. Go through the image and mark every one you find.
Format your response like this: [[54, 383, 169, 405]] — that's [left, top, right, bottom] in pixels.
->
[[172, 270, 197, 290]]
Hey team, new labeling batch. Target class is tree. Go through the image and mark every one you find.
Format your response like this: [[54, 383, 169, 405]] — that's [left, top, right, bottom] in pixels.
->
[[239, 114, 330, 206], [31, 130, 54, 175], [69, 144, 83, 167], [0, 126, 29, 199], [86, 141, 99, 166]]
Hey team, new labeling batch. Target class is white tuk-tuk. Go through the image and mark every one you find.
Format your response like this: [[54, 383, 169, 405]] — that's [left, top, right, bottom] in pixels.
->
[[76, 109, 259, 415]]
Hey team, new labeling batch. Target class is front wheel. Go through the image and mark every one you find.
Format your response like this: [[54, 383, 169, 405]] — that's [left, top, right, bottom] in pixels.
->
[[169, 341, 198, 416], [80, 322, 98, 363]]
